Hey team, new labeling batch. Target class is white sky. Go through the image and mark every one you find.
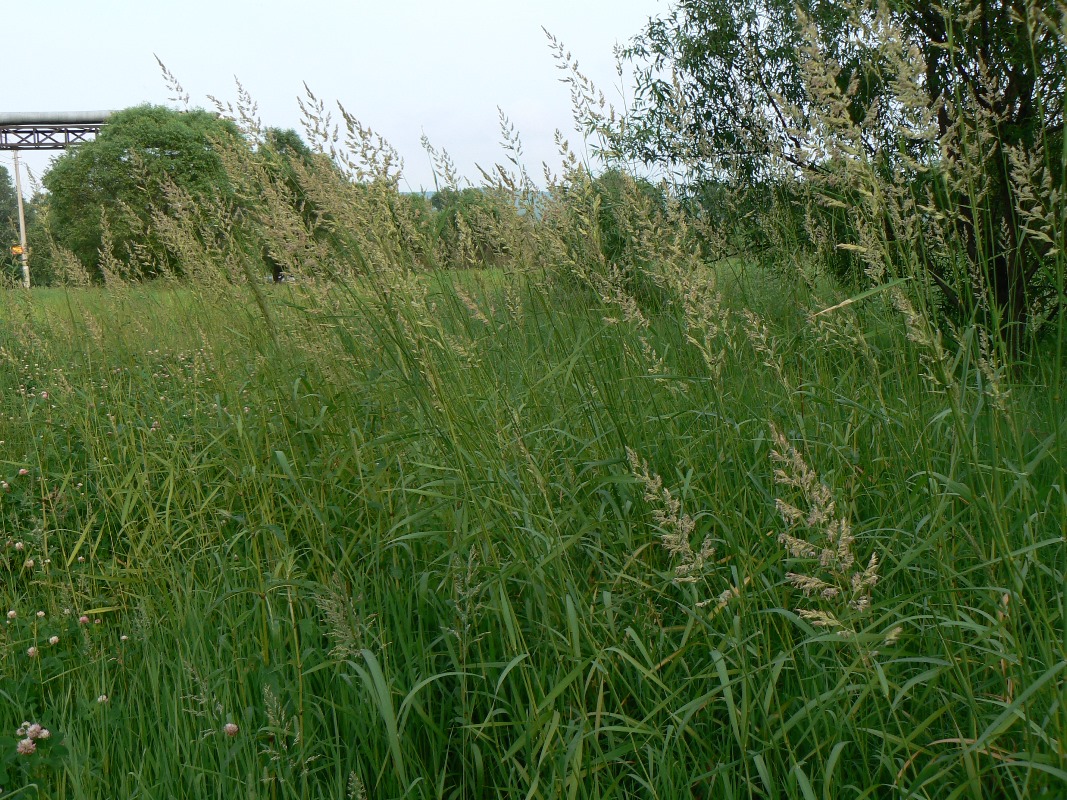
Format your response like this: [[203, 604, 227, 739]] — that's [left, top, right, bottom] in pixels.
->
[[5, 0, 664, 194]]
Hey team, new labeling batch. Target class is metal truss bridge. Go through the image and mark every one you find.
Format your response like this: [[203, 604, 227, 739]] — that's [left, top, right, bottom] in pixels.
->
[[0, 111, 115, 150]]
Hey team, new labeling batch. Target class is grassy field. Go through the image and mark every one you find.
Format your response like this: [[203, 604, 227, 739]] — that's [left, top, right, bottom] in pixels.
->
[[0, 265, 1063, 798]]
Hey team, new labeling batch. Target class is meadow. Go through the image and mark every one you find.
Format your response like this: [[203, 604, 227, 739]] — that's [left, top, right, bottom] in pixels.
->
[[0, 242, 1063, 797], [1, 17, 1066, 791]]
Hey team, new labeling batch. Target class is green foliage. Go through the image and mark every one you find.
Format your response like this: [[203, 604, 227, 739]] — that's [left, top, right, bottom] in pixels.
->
[[588, 169, 667, 265], [622, 0, 818, 176], [42, 105, 245, 279], [622, 0, 1067, 343], [429, 187, 520, 269], [586, 169, 675, 311], [0, 166, 18, 241], [542, 167, 679, 316], [0, 167, 25, 284], [256, 127, 325, 281]]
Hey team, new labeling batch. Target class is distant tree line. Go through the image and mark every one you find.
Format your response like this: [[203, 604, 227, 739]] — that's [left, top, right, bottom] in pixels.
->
[[6, 105, 658, 286]]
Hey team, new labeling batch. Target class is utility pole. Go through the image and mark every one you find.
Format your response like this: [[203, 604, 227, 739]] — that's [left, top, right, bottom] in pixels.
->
[[12, 149, 29, 288]]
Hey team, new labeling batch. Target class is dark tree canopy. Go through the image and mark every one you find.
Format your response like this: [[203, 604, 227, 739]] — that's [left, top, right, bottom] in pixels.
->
[[253, 127, 353, 281], [622, 0, 1067, 339], [624, 0, 813, 175], [624, 0, 1064, 177], [0, 166, 18, 241], [43, 104, 244, 278], [0, 166, 23, 281]]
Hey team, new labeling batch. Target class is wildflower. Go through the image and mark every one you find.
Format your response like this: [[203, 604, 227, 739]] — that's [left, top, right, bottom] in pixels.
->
[[120, 634, 129, 642], [25, 724, 43, 740], [223, 722, 239, 737], [6, 610, 15, 620], [77, 556, 85, 563], [36, 610, 45, 618], [1, 482, 8, 491], [97, 694, 109, 704], [79, 615, 89, 625], [18, 468, 28, 476], [40, 391, 48, 399], [14, 541, 24, 551], [27, 646, 38, 658], [48, 636, 59, 645], [24, 559, 34, 569], [16, 738, 35, 755]]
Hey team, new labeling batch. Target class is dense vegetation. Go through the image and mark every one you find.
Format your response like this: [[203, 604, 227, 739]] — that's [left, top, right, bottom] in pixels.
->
[[0, 0, 1064, 797], [617, 0, 1067, 347]]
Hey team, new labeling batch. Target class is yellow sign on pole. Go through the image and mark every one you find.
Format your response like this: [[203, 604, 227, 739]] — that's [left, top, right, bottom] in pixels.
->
[[10, 245, 23, 256]]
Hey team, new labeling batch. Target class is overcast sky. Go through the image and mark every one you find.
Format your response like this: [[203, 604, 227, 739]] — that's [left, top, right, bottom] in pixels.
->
[[5, 0, 664, 194]]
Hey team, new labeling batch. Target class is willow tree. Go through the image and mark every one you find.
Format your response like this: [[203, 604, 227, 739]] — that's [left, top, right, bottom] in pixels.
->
[[622, 0, 1066, 342]]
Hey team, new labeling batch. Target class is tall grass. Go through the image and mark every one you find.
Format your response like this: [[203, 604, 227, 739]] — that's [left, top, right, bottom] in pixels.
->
[[1, 12, 1065, 797], [1, 259, 1063, 798]]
